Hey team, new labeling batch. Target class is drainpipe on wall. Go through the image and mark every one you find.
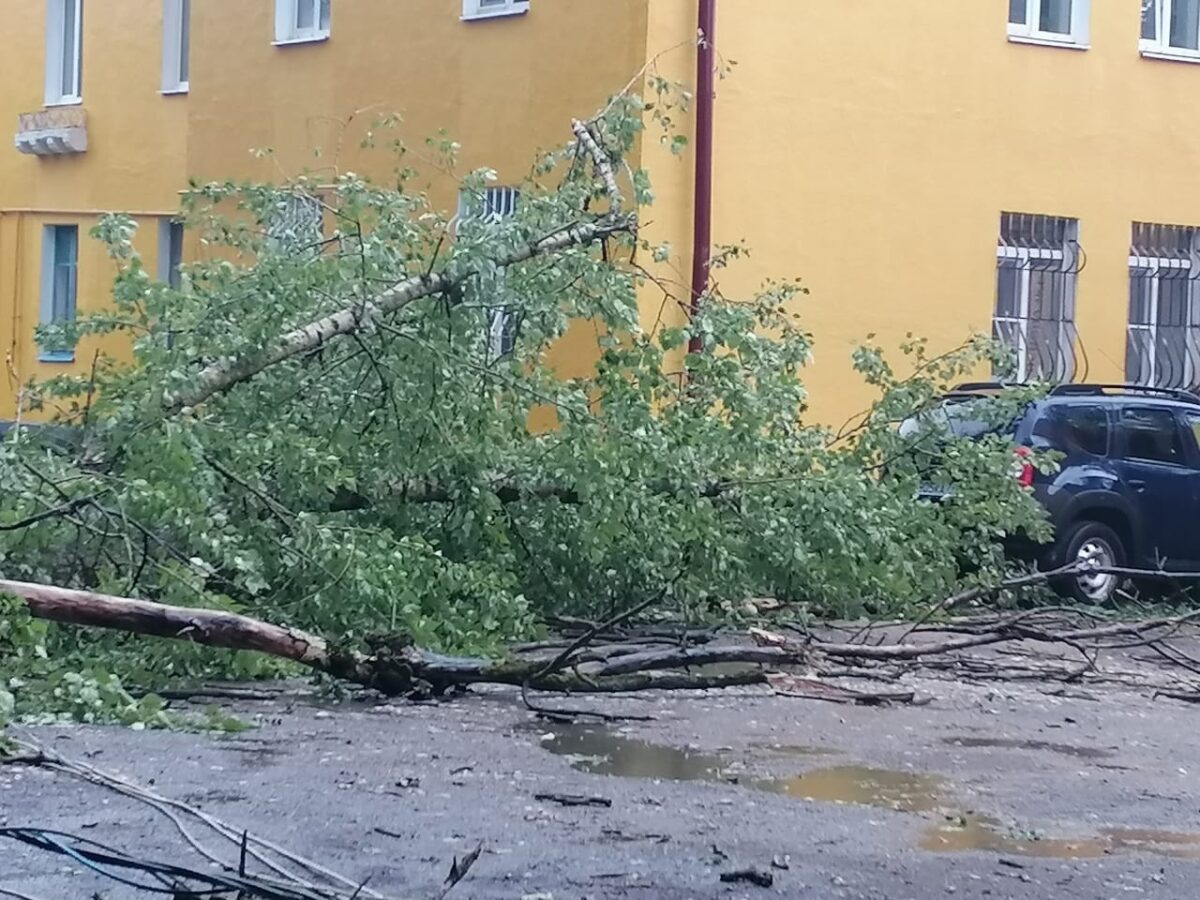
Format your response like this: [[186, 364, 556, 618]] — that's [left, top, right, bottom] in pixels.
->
[[687, 0, 716, 358]]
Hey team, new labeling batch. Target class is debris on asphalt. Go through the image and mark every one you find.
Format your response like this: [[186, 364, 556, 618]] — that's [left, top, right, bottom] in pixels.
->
[[720, 867, 775, 888], [534, 792, 613, 808]]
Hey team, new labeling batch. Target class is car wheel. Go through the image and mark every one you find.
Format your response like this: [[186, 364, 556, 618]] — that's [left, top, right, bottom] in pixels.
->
[[1049, 521, 1125, 604]]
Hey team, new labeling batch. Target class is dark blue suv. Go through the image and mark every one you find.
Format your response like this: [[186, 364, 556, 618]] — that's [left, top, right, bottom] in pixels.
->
[[905, 383, 1200, 603]]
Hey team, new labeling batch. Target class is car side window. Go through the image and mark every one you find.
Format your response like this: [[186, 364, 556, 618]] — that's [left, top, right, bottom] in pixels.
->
[[1186, 414, 1200, 455], [1033, 405, 1108, 456], [1120, 408, 1185, 465]]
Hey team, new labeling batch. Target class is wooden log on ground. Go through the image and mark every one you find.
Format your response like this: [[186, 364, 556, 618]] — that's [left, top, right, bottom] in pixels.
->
[[0, 580, 774, 695], [8, 578, 1199, 699]]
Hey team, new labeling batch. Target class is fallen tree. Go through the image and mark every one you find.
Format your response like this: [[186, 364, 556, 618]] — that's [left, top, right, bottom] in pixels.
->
[[1, 76, 1063, 720], [6, 575, 1200, 706]]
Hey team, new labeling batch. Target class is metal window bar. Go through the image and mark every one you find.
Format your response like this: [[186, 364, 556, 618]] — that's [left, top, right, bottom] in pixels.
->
[[266, 191, 323, 254], [473, 187, 520, 360], [483, 186, 519, 221], [993, 212, 1084, 384], [51, 225, 78, 324], [1127, 222, 1200, 391]]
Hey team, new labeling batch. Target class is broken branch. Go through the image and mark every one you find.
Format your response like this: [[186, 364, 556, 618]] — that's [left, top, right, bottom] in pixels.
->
[[164, 215, 634, 415], [6, 576, 1200, 700]]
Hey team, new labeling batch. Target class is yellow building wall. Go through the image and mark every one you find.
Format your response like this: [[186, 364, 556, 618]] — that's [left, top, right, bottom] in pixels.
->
[[645, 0, 1200, 424], [1, 0, 651, 421], [0, 0, 186, 418], [184, 0, 650, 387], [635, 0, 705, 363], [8, 1, 1199, 427]]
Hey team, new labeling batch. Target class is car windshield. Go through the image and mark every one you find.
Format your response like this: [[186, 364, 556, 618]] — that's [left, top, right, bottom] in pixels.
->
[[899, 396, 1021, 443]]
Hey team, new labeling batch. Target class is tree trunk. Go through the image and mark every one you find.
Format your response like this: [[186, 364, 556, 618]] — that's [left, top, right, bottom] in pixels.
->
[[0, 579, 775, 696]]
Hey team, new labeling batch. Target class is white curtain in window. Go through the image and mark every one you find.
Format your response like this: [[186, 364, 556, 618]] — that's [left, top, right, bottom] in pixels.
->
[[179, 0, 190, 83], [60, 0, 78, 95], [46, 0, 83, 102], [296, 0, 314, 28], [1040, 0, 1073, 34], [52, 227, 78, 323], [1171, 0, 1200, 49], [1143, 0, 1159, 39]]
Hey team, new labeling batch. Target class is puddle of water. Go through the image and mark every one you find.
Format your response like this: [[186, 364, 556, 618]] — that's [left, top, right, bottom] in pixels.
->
[[536, 724, 727, 782], [942, 736, 1114, 761], [754, 742, 836, 758], [754, 767, 944, 812], [536, 724, 939, 811], [923, 814, 1200, 860], [535, 724, 1200, 860]]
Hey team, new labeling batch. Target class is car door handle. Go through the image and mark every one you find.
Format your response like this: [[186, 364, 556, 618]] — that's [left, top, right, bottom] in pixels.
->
[[1129, 479, 1147, 492]]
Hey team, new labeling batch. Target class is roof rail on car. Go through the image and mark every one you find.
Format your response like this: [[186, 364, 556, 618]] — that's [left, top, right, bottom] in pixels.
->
[[945, 381, 1015, 398], [951, 381, 1011, 392], [1047, 383, 1200, 405], [948, 381, 1200, 406]]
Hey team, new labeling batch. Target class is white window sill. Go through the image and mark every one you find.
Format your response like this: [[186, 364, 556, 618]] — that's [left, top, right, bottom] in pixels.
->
[[160, 85, 190, 96], [272, 33, 330, 47], [1007, 33, 1089, 51], [461, 7, 528, 22], [43, 97, 83, 108], [1140, 46, 1200, 64]]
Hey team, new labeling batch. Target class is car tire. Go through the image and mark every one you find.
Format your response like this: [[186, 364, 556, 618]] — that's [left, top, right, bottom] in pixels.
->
[[1048, 521, 1126, 604]]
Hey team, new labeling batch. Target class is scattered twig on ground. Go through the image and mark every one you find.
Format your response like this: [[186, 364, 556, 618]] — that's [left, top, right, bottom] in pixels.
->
[[765, 673, 918, 706], [534, 792, 613, 808], [5, 737, 485, 899], [0, 827, 337, 900], [436, 843, 483, 900], [518, 680, 655, 724], [601, 827, 670, 844], [6, 736, 394, 899], [0, 887, 51, 900], [719, 868, 774, 888], [520, 579, 681, 721], [150, 686, 291, 702], [896, 565, 1079, 642], [1153, 689, 1200, 704]]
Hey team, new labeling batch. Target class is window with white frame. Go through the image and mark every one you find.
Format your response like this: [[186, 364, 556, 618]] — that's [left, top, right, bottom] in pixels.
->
[[162, 0, 190, 92], [45, 0, 83, 105], [39, 225, 78, 362], [1141, 0, 1200, 57], [158, 219, 185, 347], [1007, 0, 1090, 45], [457, 186, 521, 359], [274, 0, 330, 43], [993, 213, 1082, 383], [159, 219, 185, 289], [1127, 223, 1200, 390], [463, 0, 530, 21]]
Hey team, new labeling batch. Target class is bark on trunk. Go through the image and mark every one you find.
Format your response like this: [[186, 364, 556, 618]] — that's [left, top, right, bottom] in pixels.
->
[[0, 579, 775, 696], [162, 215, 635, 416]]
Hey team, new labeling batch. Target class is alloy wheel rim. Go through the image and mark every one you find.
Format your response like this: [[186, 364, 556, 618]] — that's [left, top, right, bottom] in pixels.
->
[[1076, 538, 1116, 601]]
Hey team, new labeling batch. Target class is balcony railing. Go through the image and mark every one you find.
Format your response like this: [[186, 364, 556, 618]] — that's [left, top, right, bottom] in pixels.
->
[[14, 106, 87, 156]]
